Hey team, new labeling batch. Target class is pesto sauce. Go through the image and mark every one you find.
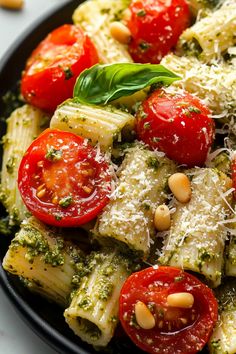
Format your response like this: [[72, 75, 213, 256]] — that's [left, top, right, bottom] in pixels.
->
[[11, 225, 65, 266]]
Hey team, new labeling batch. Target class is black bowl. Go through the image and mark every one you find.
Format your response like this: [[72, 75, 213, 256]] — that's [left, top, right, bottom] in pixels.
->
[[0, 1, 111, 353]]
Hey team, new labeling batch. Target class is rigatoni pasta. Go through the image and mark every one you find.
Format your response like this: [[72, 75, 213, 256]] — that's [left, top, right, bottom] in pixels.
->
[[3, 217, 85, 307], [178, 0, 236, 61], [64, 248, 132, 346], [95, 145, 176, 259], [73, 0, 133, 63], [0, 105, 48, 225], [159, 168, 232, 287], [50, 99, 135, 151]]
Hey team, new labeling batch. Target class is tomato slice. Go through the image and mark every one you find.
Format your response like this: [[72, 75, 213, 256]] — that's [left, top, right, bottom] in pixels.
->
[[119, 266, 218, 354], [21, 24, 99, 112], [135, 89, 215, 167], [126, 0, 191, 63], [18, 129, 112, 227]]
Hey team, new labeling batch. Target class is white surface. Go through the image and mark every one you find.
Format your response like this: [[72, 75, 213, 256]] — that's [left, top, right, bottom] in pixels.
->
[[0, 1, 69, 353]]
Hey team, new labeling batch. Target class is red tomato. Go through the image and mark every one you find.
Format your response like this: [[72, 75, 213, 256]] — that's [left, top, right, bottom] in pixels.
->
[[21, 24, 99, 112], [18, 129, 112, 227], [135, 89, 215, 167], [126, 0, 191, 63], [119, 266, 218, 354]]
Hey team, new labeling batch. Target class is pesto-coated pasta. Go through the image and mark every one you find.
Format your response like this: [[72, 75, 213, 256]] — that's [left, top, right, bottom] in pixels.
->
[[159, 168, 232, 287], [161, 54, 236, 123], [179, 0, 236, 61], [0, 105, 49, 225], [50, 99, 135, 151], [73, 0, 132, 63], [64, 248, 132, 347], [95, 145, 176, 259], [209, 280, 236, 353], [225, 233, 236, 277], [3, 217, 84, 307]]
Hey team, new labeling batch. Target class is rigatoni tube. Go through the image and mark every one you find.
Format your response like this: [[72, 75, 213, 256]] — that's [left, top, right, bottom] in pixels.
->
[[208, 280, 236, 354], [159, 168, 232, 287], [3, 217, 84, 307], [95, 145, 176, 259], [50, 99, 135, 151], [72, 0, 132, 63], [0, 105, 49, 225], [64, 248, 132, 347]]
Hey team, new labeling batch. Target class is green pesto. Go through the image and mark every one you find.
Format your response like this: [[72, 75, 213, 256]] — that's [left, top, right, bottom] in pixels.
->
[[59, 196, 73, 208], [188, 106, 201, 114], [6, 155, 16, 174], [45, 146, 63, 161], [10, 225, 65, 266], [137, 9, 146, 17], [139, 41, 151, 52], [211, 152, 231, 176], [146, 156, 160, 170], [197, 248, 216, 271], [64, 67, 73, 80], [181, 38, 202, 58], [77, 318, 102, 340]]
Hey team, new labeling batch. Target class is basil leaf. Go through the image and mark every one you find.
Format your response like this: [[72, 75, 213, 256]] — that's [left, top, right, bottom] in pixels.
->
[[73, 63, 180, 105]]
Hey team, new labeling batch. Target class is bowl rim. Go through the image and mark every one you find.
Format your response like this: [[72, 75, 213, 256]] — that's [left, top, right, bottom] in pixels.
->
[[0, 1, 93, 353]]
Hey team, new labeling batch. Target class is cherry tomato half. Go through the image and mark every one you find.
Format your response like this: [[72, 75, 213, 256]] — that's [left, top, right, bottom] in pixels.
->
[[18, 129, 112, 227], [119, 266, 218, 354], [126, 0, 191, 63], [21, 24, 99, 112], [136, 89, 215, 167]]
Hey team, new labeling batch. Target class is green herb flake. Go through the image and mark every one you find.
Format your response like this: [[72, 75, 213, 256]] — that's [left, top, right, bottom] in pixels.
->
[[6, 156, 16, 174], [174, 275, 184, 282], [139, 41, 151, 52], [137, 9, 146, 17], [64, 67, 73, 80], [143, 122, 150, 130], [146, 156, 159, 170], [188, 106, 201, 114], [59, 196, 73, 208], [45, 146, 62, 161]]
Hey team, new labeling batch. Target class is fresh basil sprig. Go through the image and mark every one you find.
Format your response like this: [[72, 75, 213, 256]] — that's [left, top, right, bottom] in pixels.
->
[[73, 63, 180, 105]]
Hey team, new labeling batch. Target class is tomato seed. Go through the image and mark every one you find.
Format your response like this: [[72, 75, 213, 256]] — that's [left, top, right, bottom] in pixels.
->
[[82, 186, 92, 194], [37, 160, 44, 168], [37, 189, 46, 199]]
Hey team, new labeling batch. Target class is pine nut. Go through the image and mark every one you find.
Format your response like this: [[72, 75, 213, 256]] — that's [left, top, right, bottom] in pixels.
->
[[154, 204, 171, 231], [109, 21, 131, 45], [168, 173, 191, 203], [167, 292, 194, 309], [134, 301, 155, 330], [0, 0, 24, 9]]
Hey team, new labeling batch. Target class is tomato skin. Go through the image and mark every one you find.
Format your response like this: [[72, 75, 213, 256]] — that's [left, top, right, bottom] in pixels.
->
[[135, 89, 215, 167], [126, 0, 191, 63], [119, 266, 218, 354], [21, 24, 99, 112], [18, 129, 111, 227]]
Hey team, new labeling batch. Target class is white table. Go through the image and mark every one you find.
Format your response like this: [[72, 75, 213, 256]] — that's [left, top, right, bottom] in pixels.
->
[[0, 1, 69, 353]]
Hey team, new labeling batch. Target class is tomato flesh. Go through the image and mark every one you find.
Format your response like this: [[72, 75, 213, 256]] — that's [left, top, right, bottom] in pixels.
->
[[18, 129, 112, 227], [21, 24, 99, 112], [119, 266, 218, 354], [126, 0, 191, 63], [136, 89, 215, 167]]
